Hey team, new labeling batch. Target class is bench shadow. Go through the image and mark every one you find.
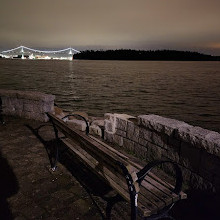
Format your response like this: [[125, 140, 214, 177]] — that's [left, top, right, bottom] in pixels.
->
[[0, 150, 19, 220]]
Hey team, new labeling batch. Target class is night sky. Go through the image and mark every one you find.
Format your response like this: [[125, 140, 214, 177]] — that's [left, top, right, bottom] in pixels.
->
[[0, 0, 220, 55]]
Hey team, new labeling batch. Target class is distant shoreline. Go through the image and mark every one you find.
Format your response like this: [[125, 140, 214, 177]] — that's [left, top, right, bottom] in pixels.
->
[[73, 49, 220, 61]]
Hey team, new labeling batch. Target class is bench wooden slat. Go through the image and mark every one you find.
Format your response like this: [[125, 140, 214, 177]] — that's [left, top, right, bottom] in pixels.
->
[[122, 159, 186, 202], [89, 137, 182, 204], [147, 172, 187, 200], [62, 138, 177, 216], [88, 134, 186, 201], [62, 138, 155, 216]]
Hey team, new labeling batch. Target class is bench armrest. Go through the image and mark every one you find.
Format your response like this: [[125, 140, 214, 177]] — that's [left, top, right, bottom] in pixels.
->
[[137, 160, 183, 194]]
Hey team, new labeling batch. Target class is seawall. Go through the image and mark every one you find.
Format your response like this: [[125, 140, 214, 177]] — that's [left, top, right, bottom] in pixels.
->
[[0, 89, 55, 122], [0, 89, 219, 193], [104, 113, 220, 193]]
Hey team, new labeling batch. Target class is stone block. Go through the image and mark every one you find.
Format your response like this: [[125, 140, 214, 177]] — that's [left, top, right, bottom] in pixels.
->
[[138, 137, 149, 147], [16, 90, 55, 102], [176, 126, 219, 155], [205, 131, 220, 157], [134, 143, 148, 160], [104, 131, 113, 143], [89, 125, 102, 137], [168, 136, 181, 150], [123, 138, 135, 153], [104, 120, 114, 133], [139, 127, 152, 142], [104, 113, 114, 121], [115, 129, 127, 137], [147, 142, 162, 160], [14, 99, 24, 111], [165, 147, 180, 162], [151, 132, 168, 148], [198, 150, 220, 182], [36, 113, 49, 122], [113, 134, 123, 147], [23, 103, 34, 112], [116, 117, 127, 131], [127, 121, 139, 142], [43, 102, 54, 113], [180, 142, 201, 172], [67, 119, 87, 131], [190, 173, 214, 192], [1, 96, 10, 108], [180, 166, 192, 184], [138, 114, 189, 135], [91, 119, 104, 127], [0, 89, 18, 98]]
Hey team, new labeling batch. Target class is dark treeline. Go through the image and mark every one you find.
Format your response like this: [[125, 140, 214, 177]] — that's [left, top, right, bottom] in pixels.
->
[[74, 49, 220, 61]]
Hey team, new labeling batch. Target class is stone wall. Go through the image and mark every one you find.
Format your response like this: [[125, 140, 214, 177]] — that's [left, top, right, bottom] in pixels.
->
[[0, 89, 55, 122], [104, 113, 220, 193]]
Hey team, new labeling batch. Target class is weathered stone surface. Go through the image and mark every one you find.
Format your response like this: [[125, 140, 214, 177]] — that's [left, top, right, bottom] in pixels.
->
[[104, 113, 114, 121], [147, 142, 163, 160], [89, 125, 102, 137], [138, 114, 189, 135], [67, 119, 87, 131], [115, 117, 127, 131], [104, 131, 113, 143], [127, 121, 139, 142], [165, 147, 180, 162], [190, 173, 214, 192], [138, 137, 148, 147], [23, 103, 33, 112], [134, 143, 148, 159], [139, 127, 152, 142], [0, 90, 55, 122], [115, 129, 127, 137], [91, 119, 104, 127], [104, 120, 114, 133], [198, 150, 220, 182], [180, 166, 192, 184], [123, 138, 135, 152], [176, 126, 220, 156], [180, 142, 201, 171], [205, 131, 220, 157], [113, 134, 123, 147], [168, 136, 181, 150], [151, 132, 168, 149]]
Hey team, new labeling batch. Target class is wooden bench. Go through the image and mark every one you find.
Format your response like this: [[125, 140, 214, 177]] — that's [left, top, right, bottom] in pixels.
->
[[46, 112, 187, 220]]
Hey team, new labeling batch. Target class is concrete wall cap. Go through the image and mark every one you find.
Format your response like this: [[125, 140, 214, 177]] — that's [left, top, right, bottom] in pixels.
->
[[138, 114, 190, 135]]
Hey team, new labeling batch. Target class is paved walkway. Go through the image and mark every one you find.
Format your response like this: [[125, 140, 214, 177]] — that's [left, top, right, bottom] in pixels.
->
[[0, 116, 115, 220]]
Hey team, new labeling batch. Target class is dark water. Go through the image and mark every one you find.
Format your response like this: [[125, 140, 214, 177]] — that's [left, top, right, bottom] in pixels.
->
[[0, 59, 219, 132]]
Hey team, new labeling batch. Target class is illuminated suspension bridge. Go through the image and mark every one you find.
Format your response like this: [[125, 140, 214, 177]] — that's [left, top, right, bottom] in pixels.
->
[[0, 46, 80, 60]]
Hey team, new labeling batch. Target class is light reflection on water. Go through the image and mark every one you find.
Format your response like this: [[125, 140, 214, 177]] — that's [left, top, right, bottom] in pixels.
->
[[0, 59, 219, 132]]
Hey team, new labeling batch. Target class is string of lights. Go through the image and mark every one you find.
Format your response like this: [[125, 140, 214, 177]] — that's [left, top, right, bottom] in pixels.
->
[[1, 45, 80, 54]]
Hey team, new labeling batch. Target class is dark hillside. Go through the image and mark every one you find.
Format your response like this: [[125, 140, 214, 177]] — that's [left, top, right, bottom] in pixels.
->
[[74, 49, 220, 61]]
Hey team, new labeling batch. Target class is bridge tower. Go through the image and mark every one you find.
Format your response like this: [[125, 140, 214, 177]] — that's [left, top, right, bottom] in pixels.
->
[[68, 48, 73, 60], [21, 46, 24, 59]]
